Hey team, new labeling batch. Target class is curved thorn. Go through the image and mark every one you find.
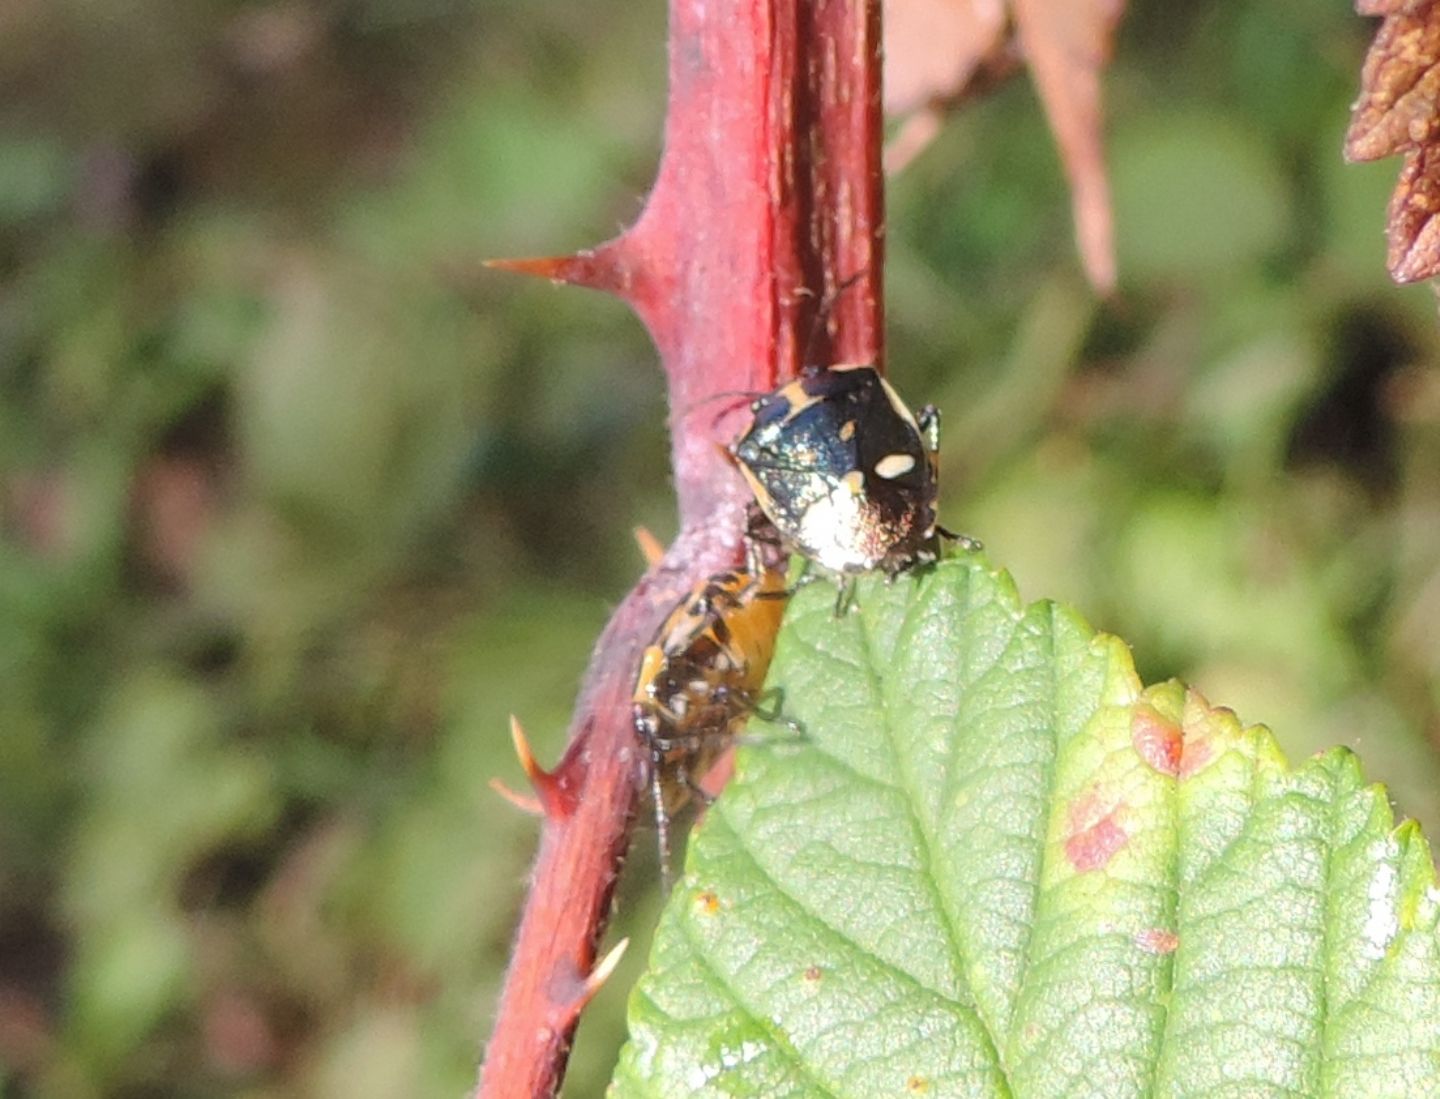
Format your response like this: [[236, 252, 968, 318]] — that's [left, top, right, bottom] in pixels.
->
[[510, 714, 545, 782], [578, 938, 630, 1009], [632, 525, 666, 567], [510, 715, 568, 820], [489, 777, 544, 816]]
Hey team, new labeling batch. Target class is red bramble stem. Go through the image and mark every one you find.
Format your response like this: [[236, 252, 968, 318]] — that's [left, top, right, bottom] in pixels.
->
[[477, 2, 884, 1096]]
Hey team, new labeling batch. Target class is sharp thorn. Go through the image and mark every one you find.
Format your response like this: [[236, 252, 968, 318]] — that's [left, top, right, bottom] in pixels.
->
[[485, 245, 628, 294], [510, 714, 546, 784], [484, 253, 579, 282], [509, 715, 569, 820], [633, 525, 666, 568], [579, 938, 630, 1007], [488, 777, 543, 816]]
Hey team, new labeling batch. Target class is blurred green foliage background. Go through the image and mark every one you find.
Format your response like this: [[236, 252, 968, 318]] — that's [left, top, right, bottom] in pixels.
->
[[0, 0, 1436, 1095]]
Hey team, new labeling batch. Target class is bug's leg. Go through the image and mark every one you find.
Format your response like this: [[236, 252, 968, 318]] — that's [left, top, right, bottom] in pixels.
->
[[713, 586, 743, 611], [921, 403, 944, 455], [936, 524, 982, 552], [797, 558, 813, 582], [743, 511, 776, 574], [732, 690, 802, 748], [746, 506, 780, 545], [748, 688, 804, 737], [682, 771, 715, 808], [789, 557, 821, 590], [689, 587, 717, 619], [652, 729, 700, 756], [652, 758, 674, 895], [832, 576, 858, 617], [917, 404, 941, 454], [747, 688, 783, 724], [744, 505, 788, 564]]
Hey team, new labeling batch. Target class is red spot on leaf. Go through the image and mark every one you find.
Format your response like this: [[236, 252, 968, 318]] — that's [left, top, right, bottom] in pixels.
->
[[1135, 928, 1179, 955], [1131, 707, 1182, 776], [1065, 791, 1128, 872], [1179, 735, 1213, 780]]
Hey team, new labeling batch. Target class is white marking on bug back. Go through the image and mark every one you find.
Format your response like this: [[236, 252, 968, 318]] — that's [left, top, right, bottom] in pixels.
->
[[796, 472, 876, 572], [874, 453, 916, 479]]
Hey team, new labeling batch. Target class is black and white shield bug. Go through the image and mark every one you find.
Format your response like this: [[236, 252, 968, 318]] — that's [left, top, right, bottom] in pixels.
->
[[731, 363, 971, 578]]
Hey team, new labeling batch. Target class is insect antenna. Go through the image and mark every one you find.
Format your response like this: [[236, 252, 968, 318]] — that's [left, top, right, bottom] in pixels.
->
[[676, 387, 767, 434], [679, 266, 871, 431], [797, 266, 870, 372]]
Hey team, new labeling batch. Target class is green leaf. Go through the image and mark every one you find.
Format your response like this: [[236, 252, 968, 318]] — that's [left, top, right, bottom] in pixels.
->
[[610, 556, 1440, 1098]]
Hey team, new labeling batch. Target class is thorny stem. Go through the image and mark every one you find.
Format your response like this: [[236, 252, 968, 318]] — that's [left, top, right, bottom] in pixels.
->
[[477, 2, 883, 1096]]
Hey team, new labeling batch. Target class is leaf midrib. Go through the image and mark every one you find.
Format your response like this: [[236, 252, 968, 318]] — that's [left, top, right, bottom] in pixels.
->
[[851, 580, 1012, 1090]]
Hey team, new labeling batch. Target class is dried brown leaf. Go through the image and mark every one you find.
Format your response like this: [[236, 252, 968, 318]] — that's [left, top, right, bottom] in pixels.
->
[[883, 0, 1125, 293], [1346, 5, 1440, 162], [1348, 0, 1440, 282], [883, 0, 1009, 115], [1389, 144, 1440, 280], [1012, 0, 1125, 293], [1358, 0, 1431, 15]]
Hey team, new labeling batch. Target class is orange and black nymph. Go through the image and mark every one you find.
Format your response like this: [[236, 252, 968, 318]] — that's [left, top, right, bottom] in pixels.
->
[[632, 564, 790, 884]]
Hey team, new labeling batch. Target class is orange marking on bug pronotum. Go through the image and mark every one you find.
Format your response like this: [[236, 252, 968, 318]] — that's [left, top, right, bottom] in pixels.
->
[[632, 525, 666, 567], [1135, 928, 1179, 955], [713, 440, 740, 469], [508, 714, 569, 821], [1131, 706, 1183, 777], [694, 890, 720, 915], [489, 777, 544, 816], [1064, 790, 1128, 872]]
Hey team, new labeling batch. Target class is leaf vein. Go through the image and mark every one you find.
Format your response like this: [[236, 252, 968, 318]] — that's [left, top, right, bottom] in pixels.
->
[[849, 581, 1012, 1086]]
